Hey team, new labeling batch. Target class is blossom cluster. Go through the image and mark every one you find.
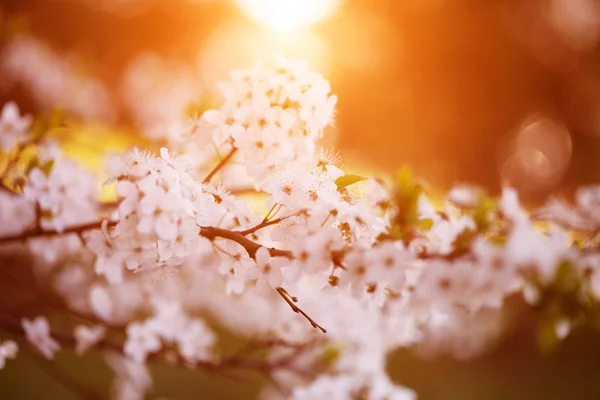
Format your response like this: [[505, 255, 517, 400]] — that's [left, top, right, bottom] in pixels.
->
[[200, 56, 337, 181], [1, 58, 600, 400]]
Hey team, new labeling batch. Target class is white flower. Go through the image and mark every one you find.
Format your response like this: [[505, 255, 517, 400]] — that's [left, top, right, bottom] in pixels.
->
[[500, 187, 528, 225], [316, 147, 344, 179], [447, 185, 479, 208], [22, 316, 60, 359], [74, 325, 106, 356], [505, 223, 571, 284], [23, 155, 98, 233], [124, 321, 161, 363], [246, 247, 286, 290], [424, 215, 475, 255], [176, 319, 216, 363], [364, 241, 412, 287], [291, 372, 415, 400], [0, 339, 18, 370], [89, 285, 114, 321], [0, 101, 31, 151], [555, 318, 571, 340], [0, 192, 35, 236], [576, 186, 600, 225], [105, 352, 151, 400], [85, 220, 124, 284], [123, 300, 215, 364]]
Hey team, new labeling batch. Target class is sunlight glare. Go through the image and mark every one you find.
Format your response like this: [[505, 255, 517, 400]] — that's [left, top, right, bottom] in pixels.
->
[[236, 0, 340, 31]]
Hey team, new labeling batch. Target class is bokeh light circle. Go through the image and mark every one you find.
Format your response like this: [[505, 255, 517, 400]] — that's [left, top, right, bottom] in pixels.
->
[[499, 114, 572, 191]]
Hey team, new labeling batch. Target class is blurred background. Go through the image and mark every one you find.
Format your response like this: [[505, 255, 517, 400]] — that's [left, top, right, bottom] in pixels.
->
[[1, 0, 600, 398], [2, 0, 600, 201]]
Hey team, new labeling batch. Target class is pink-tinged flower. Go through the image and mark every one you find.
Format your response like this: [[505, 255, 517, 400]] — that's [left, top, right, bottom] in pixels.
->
[[0, 339, 18, 370], [22, 316, 60, 359], [74, 325, 106, 356], [0, 101, 31, 151]]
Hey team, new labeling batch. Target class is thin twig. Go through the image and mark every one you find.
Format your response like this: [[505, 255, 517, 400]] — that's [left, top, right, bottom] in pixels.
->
[[0, 220, 109, 245], [276, 287, 327, 333], [203, 147, 238, 184], [238, 216, 288, 236], [0, 220, 293, 259]]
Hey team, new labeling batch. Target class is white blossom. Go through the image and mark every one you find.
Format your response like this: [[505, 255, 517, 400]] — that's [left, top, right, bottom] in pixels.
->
[[23, 151, 98, 233], [106, 352, 151, 400], [74, 325, 106, 356], [0, 192, 35, 236], [22, 316, 60, 359], [0, 339, 18, 370], [0, 101, 31, 151]]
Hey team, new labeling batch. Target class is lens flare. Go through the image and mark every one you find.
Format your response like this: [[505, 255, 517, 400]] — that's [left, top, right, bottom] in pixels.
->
[[236, 0, 340, 31]]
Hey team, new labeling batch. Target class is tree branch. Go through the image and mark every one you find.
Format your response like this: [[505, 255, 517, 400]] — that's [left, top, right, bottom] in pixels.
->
[[276, 287, 327, 333], [0, 221, 293, 260], [0, 313, 320, 388], [203, 147, 238, 184], [238, 216, 289, 236]]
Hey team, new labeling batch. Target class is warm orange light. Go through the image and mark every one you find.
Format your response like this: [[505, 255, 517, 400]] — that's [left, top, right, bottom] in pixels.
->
[[236, 0, 340, 31]]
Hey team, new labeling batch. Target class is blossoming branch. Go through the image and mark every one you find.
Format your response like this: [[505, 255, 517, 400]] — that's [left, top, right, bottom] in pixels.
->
[[1, 57, 600, 399]]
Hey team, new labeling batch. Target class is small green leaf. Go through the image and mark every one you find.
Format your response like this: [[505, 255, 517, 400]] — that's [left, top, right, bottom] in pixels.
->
[[554, 260, 578, 293], [537, 319, 559, 353], [25, 158, 40, 175], [417, 218, 434, 230], [40, 159, 54, 176], [320, 345, 342, 370], [335, 175, 366, 191]]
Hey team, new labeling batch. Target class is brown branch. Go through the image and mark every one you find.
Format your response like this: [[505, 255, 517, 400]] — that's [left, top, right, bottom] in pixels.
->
[[0, 220, 292, 259], [203, 147, 238, 184], [199, 226, 293, 259], [0, 220, 111, 245], [276, 287, 327, 333], [0, 312, 319, 389], [238, 216, 288, 236], [0, 221, 332, 332]]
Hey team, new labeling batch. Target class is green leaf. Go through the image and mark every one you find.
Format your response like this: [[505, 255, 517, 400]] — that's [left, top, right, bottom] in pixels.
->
[[537, 319, 559, 353], [472, 193, 494, 232], [417, 218, 434, 230], [388, 166, 427, 244], [554, 260, 578, 293], [320, 345, 342, 370], [40, 159, 54, 176], [30, 107, 65, 142], [335, 175, 366, 191], [25, 158, 40, 175]]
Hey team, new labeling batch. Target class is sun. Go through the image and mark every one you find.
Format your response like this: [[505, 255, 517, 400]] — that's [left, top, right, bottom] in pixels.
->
[[236, 0, 340, 31]]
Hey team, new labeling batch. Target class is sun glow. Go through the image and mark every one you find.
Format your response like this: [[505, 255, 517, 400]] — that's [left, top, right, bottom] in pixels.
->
[[236, 0, 340, 31]]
